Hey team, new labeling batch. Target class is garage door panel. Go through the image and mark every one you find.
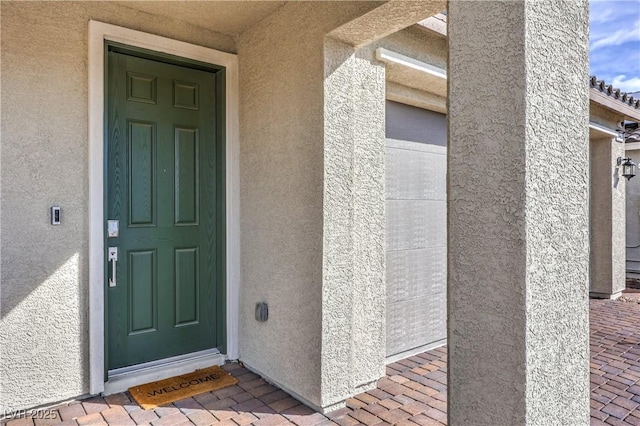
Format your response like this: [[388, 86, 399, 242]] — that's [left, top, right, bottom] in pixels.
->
[[386, 293, 446, 356], [386, 200, 446, 251], [386, 138, 447, 153], [386, 146, 446, 201], [387, 248, 446, 304], [385, 101, 447, 359]]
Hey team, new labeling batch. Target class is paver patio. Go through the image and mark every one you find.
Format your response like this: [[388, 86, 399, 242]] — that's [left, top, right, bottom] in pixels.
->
[[5, 298, 640, 426]]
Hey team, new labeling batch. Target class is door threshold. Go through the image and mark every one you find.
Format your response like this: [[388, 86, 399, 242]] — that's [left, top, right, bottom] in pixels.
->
[[104, 348, 225, 395]]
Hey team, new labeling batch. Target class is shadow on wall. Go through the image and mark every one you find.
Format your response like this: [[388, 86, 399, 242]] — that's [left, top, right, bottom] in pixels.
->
[[0, 247, 89, 410], [1, 253, 86, 319], [1, 219, 87, 320]]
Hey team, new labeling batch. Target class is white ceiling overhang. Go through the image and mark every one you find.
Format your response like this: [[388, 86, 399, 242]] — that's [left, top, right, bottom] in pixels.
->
[[376, 47, 447, 98]]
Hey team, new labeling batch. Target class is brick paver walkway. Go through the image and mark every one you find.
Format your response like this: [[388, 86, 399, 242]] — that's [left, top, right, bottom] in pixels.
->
[[590, 297, 640, 425], [6, 298, 640, 425]]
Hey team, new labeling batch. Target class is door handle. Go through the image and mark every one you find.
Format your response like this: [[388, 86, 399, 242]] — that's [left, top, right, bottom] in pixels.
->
[[108, 247, 118, 287]]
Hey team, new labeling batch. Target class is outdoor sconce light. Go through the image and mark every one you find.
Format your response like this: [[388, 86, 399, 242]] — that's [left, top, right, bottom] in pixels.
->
[[617, 157, 637, 181]]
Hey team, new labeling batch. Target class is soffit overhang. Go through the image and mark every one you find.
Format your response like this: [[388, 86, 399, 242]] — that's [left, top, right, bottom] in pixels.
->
[[114, 1, 287, 37]]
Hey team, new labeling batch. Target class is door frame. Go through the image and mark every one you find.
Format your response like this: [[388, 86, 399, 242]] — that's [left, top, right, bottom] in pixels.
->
[[88, 20, 240, 395]]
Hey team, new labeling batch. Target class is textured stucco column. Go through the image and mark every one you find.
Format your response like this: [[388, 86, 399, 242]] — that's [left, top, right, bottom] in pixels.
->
[[590, 137, 627, 299], [321, 38, 386, 410], [238, 2, 387, 412], [448, 1, 590, 424]]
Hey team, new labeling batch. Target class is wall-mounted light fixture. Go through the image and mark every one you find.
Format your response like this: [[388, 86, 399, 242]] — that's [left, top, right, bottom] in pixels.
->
[[617, 121, 640, 143], [617, 157, 637, 181]]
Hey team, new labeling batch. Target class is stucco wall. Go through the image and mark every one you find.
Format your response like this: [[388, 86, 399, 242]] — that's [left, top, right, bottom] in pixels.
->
[[448, 0, 590, 424], [318, 21, 446, 409], [2, 0, 442, 411], [612, 141, 627, 296], [589, 104, 628, 297], [590, 136, 627, 298], [236, 2, 383, 409], [0, 2, 235, 411]]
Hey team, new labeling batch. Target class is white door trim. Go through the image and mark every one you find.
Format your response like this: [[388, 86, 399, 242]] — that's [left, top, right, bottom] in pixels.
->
[[88, 20, 240, 395]]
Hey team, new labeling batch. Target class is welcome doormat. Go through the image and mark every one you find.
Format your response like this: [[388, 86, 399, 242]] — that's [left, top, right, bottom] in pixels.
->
[[128, 365, 238, 410]]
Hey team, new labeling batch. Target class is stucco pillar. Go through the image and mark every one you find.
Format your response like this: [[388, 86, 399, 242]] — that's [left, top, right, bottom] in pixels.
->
[[448, 1, 590, 424], [590, 137, 627, 299], [321, 39, 386, 411]]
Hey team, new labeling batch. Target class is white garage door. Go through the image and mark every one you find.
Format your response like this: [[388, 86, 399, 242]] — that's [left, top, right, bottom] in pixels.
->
[[385, 100, 447, 359]]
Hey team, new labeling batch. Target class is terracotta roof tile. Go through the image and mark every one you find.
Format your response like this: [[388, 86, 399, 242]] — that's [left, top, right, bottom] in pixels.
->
[[590, 76, 640, 110]]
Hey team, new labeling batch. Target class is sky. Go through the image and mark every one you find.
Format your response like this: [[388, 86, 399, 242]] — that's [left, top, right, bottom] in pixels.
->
[[590, 0, 640, 93]]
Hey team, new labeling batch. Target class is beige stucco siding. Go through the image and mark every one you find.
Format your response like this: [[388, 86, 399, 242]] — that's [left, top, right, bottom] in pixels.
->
[[236, 2, 326, 407], [1, 0, 441, 411], [448, 1, 590, 423], [321, 40, 387, 408], [236, 1, 445, 410], [0, 2, 235, 411], [590, 136, 627, 298], [589, 104, 628, 298], [237, 1, 384, 408]]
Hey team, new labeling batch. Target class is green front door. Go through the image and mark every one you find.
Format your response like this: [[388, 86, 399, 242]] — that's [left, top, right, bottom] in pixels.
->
[[106, 48, 224, 370]]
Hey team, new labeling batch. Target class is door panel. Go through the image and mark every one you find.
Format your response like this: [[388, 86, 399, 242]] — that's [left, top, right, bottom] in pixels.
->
[[385, 101, 447, 358], [129, 250, 157, 334], [128, 121, 155, 226], [175, 247, 199, 326], [107, 50, 220, 370], [174, 127, 199, 225]]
